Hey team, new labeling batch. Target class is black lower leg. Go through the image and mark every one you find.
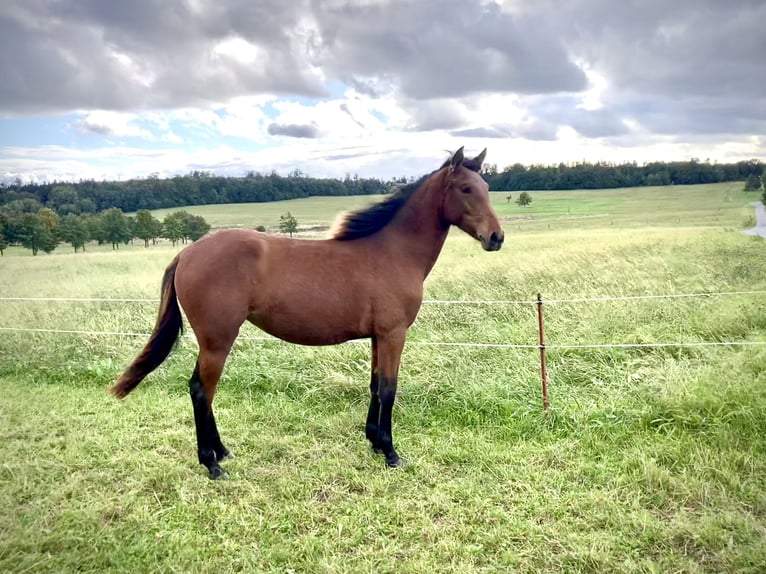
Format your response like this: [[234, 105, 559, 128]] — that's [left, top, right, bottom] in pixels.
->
[[208, 410, 233, 461], [189, 364, 227, 479], [365, 374, 382, 453], [377, 376, 402, 468]]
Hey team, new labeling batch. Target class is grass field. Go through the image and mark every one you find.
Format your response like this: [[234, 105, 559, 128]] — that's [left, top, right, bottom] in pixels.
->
[[1, 183, 765, 573], [146, 182, 755, 235]]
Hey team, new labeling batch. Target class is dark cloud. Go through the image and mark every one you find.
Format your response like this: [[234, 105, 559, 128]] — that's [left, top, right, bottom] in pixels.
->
[[74, 118, 115, 136], [0, 0, 588, 114], [514, 121, 560, 142], [608, 95, 766, 137], [267, 123, 320, 138], [449, 121, 558, 141], [520, 96, 629, 138], [558, 0, 766, 100], [0, 0, 324, 113], [312, 0, 587, 100], [450, 127, 512, 139], [542, 0, 766, 138], [404, 99, 470, 131], [0, 0, 764, 147], [339, 103, 367, 130]]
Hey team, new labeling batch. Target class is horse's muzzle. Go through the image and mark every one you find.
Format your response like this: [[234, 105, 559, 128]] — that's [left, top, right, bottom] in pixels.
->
[[480, 231, 504, 252]]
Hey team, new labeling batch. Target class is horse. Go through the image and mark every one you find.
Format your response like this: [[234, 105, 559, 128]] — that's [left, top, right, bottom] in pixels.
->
[[111, 146, 505, 479]]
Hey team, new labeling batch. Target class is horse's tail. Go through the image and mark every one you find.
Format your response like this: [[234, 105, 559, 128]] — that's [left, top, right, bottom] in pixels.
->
[[111, 256, 183, 399]]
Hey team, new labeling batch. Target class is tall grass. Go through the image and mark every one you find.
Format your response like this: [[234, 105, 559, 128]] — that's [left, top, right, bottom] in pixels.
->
[[0, 187, 765, 573]]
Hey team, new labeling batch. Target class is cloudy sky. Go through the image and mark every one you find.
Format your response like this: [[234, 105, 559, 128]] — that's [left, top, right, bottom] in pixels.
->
[[1, 0, 764, 183]]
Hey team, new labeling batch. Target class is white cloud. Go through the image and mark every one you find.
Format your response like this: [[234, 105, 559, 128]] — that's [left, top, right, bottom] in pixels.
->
[[212, 37, 263, 64], [74, 111, 152, 139]]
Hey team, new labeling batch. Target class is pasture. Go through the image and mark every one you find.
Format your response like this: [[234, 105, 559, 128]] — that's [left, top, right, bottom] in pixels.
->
[[1, 183, 765, 573], [147, 182, 754, 234]]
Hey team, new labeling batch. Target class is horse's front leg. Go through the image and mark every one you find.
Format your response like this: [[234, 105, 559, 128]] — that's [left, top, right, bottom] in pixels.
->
[[365, 337, 383, 453], [374, 330, 406, 468]]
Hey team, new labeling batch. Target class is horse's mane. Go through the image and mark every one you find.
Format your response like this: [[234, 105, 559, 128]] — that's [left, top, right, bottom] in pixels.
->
[[331, 173, 432, 241], [331, 157, 482, 241]]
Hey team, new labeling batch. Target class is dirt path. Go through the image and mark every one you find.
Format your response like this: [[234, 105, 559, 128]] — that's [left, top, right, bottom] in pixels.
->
[[743, 202, 766, 238]]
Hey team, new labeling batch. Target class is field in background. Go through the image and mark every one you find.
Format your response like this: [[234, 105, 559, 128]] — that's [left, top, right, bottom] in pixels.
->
[[146, 182, 754, 234], [1, 185, 765, 573], [149, 194, 386, 232]]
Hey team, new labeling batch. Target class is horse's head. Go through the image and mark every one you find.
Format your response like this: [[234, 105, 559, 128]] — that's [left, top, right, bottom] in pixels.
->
[[440, 147, 505, 251]]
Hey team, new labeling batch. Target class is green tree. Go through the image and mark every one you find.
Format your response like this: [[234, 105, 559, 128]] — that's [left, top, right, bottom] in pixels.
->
[[124, 216, 136, 245], [86, 213, 106, 245], [134, 209, 162, 247], [59, 214, 90, 253], [17, 213, 57, 255], [37, 207, 60, 239], [0, 209, 22, 246], [101, 208, 131, 249], [0, 217, 7, 256], [516, 192, 532, 207], [182, 213, 211, 241], [151, 217, 163, 244], [48, 185, 81, 215], [744, 174, 762, 191], [4, 198, 43, 213], [162, 212, 186, 246], [279, 211, 298, 237], [481, 163, 498, 176]]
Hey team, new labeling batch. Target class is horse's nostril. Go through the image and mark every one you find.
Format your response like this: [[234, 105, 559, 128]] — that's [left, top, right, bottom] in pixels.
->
[[490, 231, 503, 243]]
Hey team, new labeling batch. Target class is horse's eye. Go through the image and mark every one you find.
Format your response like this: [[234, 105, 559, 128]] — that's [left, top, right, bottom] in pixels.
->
[[460, 186, 471, 194]]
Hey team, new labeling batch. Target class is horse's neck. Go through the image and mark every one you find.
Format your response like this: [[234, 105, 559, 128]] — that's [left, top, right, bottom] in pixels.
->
[[380, 176, 449, 278]]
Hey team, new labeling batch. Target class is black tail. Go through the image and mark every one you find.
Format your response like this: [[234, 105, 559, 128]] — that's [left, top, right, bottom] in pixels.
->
[[111, 257, 183, 398]]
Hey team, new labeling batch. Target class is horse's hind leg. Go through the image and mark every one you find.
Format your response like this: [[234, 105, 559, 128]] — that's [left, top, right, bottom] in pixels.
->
[[190, 343, 234, 479]]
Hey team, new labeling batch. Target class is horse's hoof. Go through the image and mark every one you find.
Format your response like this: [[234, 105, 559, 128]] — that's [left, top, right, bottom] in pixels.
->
[[209, 466, 229, 480], [385, 456, 404, 469]]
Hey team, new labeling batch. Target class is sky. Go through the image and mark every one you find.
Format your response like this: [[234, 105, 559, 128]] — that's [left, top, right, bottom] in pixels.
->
[[1, 0, 765, 183]]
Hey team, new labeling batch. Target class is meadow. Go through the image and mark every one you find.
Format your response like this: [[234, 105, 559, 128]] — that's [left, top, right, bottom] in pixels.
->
[[149, 181, 754, 234], [1, 182, 765, 573]]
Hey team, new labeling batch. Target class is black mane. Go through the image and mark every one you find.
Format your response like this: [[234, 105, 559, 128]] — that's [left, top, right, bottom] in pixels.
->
[[332, 172, 432, 241], [331, 156, 482, 241]]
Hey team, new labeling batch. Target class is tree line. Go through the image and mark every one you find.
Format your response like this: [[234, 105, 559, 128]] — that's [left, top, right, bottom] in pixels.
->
[[0, 170, 390, 215], [481, 158, 764, 191], [0, 207, 210, 256], [1, 159, 763, 217]]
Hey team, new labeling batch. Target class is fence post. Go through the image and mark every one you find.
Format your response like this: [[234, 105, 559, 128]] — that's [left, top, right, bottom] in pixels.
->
[[536, 293, 550, 413]]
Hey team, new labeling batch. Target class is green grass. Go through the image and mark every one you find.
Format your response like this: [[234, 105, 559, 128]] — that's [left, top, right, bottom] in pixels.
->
[[144, 182, 755, 235], [491, 182, 754, 233], [1, 185, 765, 573], [149, 194, 389, 232]]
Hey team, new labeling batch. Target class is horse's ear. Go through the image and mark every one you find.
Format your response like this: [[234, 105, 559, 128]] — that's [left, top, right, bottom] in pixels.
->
[[473, 148, 487, 166], [449, 146, 465, 169]]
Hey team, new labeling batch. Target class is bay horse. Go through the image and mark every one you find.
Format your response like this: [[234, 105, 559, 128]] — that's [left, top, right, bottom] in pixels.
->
[[111, 147, 504, 479]]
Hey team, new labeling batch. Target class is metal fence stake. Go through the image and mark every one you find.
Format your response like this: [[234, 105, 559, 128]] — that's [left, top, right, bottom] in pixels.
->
[[537, 293, 550, 413]]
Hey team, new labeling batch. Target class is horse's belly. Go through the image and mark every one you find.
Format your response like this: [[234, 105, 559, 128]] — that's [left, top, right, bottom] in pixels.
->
[[247, 302, 370, 346]]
